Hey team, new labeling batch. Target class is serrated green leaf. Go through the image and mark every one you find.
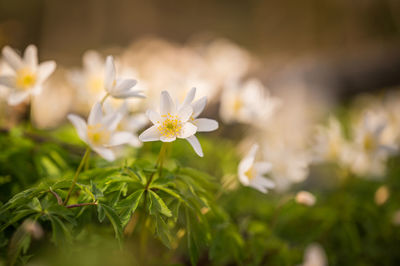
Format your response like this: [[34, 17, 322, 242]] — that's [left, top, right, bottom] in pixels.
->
[[48, 215, 72, 245], [98, 203, 123, 242], [149, 191, 172, 217]]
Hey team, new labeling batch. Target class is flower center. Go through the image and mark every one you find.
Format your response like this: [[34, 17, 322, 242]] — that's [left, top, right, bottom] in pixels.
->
[[87, 124, 111, 145], [158, 114, 182, 138], [233, 97, 243, 112], [244, 166, 256, 180], [363, 133, 376, 151], [16, 69, 37, 90]]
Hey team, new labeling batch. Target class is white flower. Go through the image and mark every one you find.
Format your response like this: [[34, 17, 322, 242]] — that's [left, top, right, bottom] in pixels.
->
[[0, 45, 56, 105], [68, 102, 133, 161], [139, 89, 217, 157], [238, 144, 275, 193], [313, 116, 348, 163], [300, 243, 327, 266], [103, 56, 144, 100], [220, 78, 280, 125], [295, 191, 316, 206], [103, 101, 147, 147], [179, 87, 219, 157]]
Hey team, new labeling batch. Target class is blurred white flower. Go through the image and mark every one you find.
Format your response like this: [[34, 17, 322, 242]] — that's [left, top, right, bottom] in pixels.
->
[[0, 44, 56, 105], [220, 78, 280, 125], [313, 117, 348, 163], [295, 191, 316, 206], [374, 185, 389, 205], [103, 56, 144, 100], [179, 87, 218, 157], [68, 102, 132, 161], [300, 243, 327, 266], [347, 110, 397, 177], [238, 144, 275, 193], [103, 102, 147, 147]]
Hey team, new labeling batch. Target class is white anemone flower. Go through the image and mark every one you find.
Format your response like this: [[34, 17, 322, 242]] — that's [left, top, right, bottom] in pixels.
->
[[139, 90, 207, 156], [220, 78, 280, 125], [300, 243, 327, 266], [103, 56, 144, 100], [178, 87, 219, 157], [0, 45, 56, 105], [238, 144, 275, 193], [68, 102, 133, 161]]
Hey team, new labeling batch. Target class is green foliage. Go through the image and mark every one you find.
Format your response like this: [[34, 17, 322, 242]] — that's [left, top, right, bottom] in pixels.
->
[[1, 127, 400, 266]]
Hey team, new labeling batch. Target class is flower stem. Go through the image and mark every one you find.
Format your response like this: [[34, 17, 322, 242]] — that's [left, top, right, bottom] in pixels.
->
[[63, 147, 91, 205], [100, 93, 109, 105], [145, 143, 168, 190]]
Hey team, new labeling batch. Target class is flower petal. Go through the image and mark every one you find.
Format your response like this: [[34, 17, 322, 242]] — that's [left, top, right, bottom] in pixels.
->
[[112, 89, 145, 99], [37, 61, 56, 83], [109, 131, 134, 146], [146, 109, 161, 125], [181, 87, 196, 107], [139, 125, 161, 142], [67, 114, 88, 143], [177, 105, 193, 122], [186, 135, 203, 157], [2, 46, 23, 71], [92, 147, 116, 161], [24, 44, 38, 70], [177, 122, 197, 139], [160, 135, 176, 142], [255, 176, 275, 189], [250, 182, 268, 194], [88, 102, 103, 125], [115, 79, 137, 92], [0, 75, 16, 88], [194, 118, 218, 132], [160, 91, 175, 116], [254, 162, 272, 175], [7, 91, 30, 106], [192, 96, 207, 118], [103, 111, 123, 131], [104, 56, 116, 92]]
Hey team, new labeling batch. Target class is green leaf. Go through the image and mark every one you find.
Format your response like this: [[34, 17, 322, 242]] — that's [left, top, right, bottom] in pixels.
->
[[0, 209, 36, 232], [149, 191, 172, 217], [150, 186, 183, 202], [91, 181, 104, 200], [29, 197, 42, 212], [48, 215, 72, 245], [155, 216, 172, 249], [98, 203, 123, 242], [118, 189, 145, 226]]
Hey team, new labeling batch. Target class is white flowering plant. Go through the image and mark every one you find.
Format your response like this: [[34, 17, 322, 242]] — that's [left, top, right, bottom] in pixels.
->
[[0, 42, 400, 266]]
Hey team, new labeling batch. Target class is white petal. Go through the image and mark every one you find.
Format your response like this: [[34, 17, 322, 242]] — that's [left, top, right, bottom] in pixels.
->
[[115, 79, 137, 92], [92, 147, 116, 161], [112, 89, 145, 99], [103, 112, 122, 131], [104, 56, 116, 92], [160, 91, 175, 115], [67, 114, 88, 143], [255, 176, 275, 188], [139, 125, 161, 142], [2, 46, 23, 71], [83, 50, 103, 73], [128, 135, 142, 147], [7, 91, 30, 106], [250, 183, 268, 194], [88, 102, 103, 125], [109, 131, 133, 146], [255, 162, 272, 175], [181, 87, 196, 107], [0, 75, 16, 88], [194, 118, 218, 132], [186, 135, 203, 157], [192, 97, 207, 118], [160, 135, 176, 142], [37, 61, 56, 83], [23, 45, 37, 69], [177, 105, 193, 122], [177, 122, 197, 139], [146, 109, 161, 125]]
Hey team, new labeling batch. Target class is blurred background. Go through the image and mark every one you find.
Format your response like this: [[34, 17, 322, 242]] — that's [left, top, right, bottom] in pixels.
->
[[1, 0, 400, 98]]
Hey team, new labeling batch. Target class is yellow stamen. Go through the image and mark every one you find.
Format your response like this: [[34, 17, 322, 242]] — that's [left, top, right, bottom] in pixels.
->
[[157, 113, 182, 138], [244, 166, 256, 180], [87, 124, 111, 145], [16, 68, 36, 90]]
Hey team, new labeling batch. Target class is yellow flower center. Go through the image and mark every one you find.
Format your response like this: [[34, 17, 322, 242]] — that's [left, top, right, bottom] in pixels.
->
[[244, 166, 256, 180], [16, 69, 37, 90], [87, 124, 110, 145], [233, 97, 243, 113], [157, 113, 182, 138], [87, 76, 104, 94], [363, 133, 376, 151]]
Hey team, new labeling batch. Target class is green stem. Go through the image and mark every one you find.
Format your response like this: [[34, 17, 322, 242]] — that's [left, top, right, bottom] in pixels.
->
[[63, 147, 91, 205], [145, 143, 169, 190], [100, 93, 109, 105]]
